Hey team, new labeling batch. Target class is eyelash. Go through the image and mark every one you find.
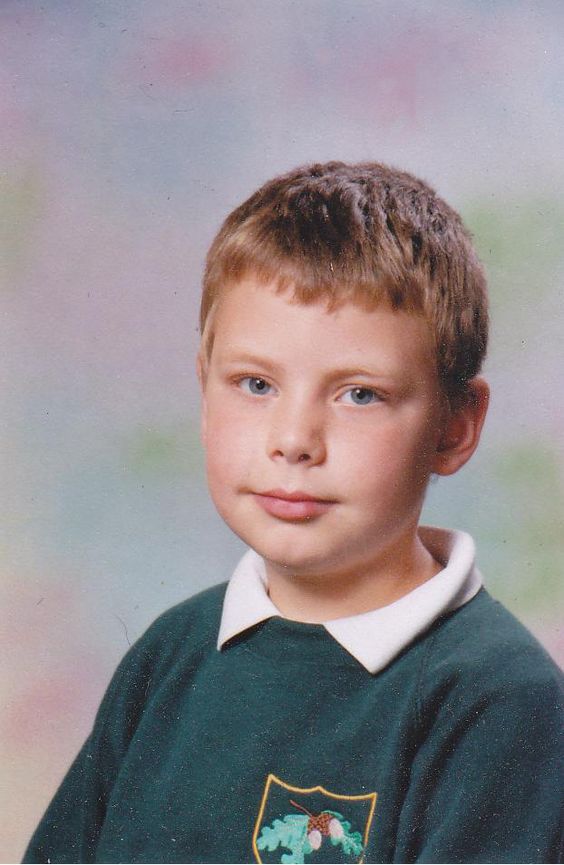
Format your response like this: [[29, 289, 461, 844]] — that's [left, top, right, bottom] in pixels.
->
[[235, 377, 383, 406]]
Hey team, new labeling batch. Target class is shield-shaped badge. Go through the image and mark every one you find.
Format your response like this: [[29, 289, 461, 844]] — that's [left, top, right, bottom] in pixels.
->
[[252, 773, 377, 864]]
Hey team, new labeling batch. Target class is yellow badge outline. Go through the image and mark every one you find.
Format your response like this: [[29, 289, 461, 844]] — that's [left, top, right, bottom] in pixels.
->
[[252, 773, 378, 864]]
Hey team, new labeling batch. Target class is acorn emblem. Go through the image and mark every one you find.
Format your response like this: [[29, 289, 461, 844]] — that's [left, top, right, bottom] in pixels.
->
[[256, 788, 366, 862], [290, 800, 345, 850]]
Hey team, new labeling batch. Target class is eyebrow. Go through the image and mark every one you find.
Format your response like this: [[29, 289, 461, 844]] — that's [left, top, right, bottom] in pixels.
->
[[217, 351, 399, 383], [218, 351, 279, 371]]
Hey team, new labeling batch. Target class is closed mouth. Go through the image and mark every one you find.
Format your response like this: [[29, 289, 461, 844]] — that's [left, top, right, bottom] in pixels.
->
[[257, 488, 336, 503], [252, 490, 337, 521]]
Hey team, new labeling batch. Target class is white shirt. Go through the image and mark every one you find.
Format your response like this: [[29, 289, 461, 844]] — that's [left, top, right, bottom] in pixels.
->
[[217, 526, 482, 675]]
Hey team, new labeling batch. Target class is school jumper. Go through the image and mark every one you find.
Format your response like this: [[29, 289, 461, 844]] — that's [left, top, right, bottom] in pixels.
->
[[24, 528, 563, 864]]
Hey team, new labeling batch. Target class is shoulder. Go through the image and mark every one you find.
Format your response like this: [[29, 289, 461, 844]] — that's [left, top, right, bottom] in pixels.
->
[[107, 582, 228, 701], [419, 588, 563, 716], [136, 581, 227, 663], [143, 581, 228, 646], [429, 588, 561, 677], [398, 591, 563, 863]]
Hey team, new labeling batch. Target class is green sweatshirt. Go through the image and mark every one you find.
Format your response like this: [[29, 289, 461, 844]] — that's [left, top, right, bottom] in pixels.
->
[[24, 586, 563, 864]]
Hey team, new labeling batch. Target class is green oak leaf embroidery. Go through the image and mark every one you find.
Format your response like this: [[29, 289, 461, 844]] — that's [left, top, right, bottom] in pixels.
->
[[326, 812, 364, 857], [257, 806, 364, 863], [257, 814, 312, 864]]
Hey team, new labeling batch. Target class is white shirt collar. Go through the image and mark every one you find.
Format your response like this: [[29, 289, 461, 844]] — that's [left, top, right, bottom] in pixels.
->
[[217, 526, 482, 674]]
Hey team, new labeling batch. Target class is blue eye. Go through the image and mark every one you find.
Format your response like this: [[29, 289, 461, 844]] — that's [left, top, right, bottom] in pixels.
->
[[239, 377, 272, 396], [341, 387, 380, 406]]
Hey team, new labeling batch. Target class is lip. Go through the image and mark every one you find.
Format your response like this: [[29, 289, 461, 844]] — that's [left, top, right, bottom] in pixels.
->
[[253, 489, 336, 521]]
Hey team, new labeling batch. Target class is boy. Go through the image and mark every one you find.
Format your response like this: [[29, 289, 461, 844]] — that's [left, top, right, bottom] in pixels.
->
[[25, 162, 562, 864]]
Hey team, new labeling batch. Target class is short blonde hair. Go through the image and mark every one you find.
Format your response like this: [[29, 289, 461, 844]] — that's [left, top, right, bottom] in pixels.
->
[[201, 161, 488, 401]]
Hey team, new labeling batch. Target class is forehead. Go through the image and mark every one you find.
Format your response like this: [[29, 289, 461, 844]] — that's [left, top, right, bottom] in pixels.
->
[[209, 278, 437, 377]]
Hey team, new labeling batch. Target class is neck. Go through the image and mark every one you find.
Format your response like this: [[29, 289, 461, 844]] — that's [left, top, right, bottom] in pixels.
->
[[264, 531, 443, 623]]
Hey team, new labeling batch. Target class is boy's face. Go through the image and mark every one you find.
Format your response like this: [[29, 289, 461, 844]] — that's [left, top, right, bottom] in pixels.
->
[[199, 278, 452, 585]]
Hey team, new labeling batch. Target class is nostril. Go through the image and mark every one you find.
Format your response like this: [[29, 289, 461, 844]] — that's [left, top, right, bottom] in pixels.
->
[[298, 453, 311, 462]]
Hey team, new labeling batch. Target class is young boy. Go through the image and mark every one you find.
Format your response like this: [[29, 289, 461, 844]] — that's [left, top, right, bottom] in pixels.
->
[[24, 162, 562, 864]]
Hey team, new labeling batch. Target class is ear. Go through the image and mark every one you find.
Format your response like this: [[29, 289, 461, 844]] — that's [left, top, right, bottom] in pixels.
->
[[196, 352, 208, 446], [433, 377, 489, 477]]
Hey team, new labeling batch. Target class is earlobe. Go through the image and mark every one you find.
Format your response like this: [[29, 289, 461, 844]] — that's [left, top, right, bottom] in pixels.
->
[[433, 378, 490, 477]]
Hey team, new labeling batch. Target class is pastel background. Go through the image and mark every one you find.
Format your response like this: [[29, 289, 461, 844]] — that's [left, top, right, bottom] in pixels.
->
[[2, 0, 563, 859]]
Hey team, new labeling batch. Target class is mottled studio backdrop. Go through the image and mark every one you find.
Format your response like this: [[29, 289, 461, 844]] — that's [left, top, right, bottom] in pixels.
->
[[2, 0, 563, 859]]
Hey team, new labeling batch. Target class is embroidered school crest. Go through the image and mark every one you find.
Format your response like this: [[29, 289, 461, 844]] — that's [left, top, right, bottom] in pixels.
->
[[252, 774, 377, 864]]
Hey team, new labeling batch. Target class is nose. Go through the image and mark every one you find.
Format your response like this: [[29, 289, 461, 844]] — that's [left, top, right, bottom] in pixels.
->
[[267, 397, 326, 466]]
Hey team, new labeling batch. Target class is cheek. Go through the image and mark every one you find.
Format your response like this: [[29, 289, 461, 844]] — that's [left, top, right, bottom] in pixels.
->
[[340, 417, 436, 493], [204, 404, 257, 481]]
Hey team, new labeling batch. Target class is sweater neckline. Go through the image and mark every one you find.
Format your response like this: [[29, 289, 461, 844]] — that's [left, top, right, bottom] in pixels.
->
[[223, 615, 366, 671]]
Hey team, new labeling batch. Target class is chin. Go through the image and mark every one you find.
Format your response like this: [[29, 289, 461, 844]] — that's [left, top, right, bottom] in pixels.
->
[[250, 537, 342, 577]]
